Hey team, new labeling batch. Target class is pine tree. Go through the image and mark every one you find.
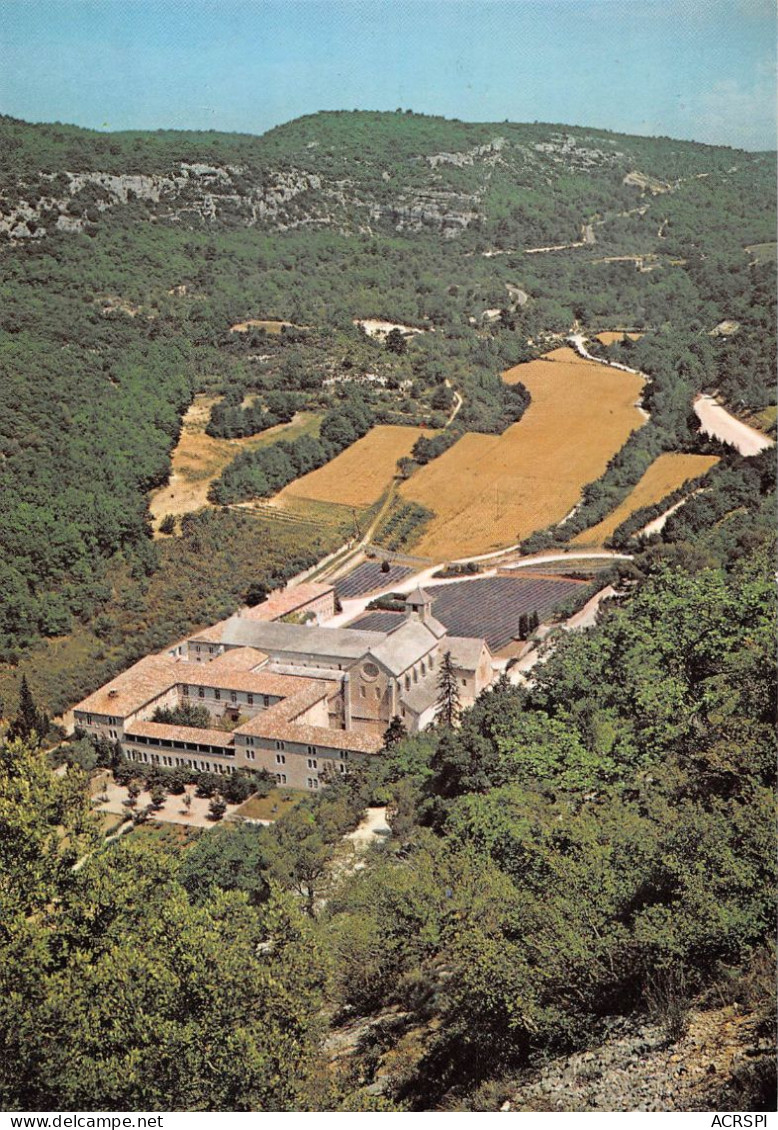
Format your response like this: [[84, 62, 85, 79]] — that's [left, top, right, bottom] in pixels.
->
[[382, 715, 408, 748], [530, 610, 540, 632], [518, 613, 529, 640], [434, 651, 461, 728], [9, 676, 46, 743], [384, 327, 407, 355]]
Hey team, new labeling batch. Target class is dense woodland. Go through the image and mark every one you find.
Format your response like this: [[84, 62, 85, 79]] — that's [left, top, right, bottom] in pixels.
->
[[2, 523, 774, 1109], [0, 110, 775, 1110], [0, 110, 774, 669]]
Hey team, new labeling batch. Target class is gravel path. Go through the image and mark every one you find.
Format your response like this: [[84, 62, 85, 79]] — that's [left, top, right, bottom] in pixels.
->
[[693, 394, 773, 457], [346, 806, 390, 848]]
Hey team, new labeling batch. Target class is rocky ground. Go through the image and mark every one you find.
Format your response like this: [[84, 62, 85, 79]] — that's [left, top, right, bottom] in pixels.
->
[[326, 998, 775, 1112], [503, 1005, 775, 1112]]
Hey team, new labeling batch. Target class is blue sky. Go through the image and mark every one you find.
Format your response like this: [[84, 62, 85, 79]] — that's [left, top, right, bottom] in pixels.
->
[[1, 0, 775, 148]]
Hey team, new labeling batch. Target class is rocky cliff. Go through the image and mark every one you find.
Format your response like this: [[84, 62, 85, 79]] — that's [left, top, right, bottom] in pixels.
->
[[4, 111, 747, 244]]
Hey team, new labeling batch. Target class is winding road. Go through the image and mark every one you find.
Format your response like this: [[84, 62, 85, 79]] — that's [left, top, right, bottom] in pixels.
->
[[693, 395, 773, 457], [569, 333, 773, 458]]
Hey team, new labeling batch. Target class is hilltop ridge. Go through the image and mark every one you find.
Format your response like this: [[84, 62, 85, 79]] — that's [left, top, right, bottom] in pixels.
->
[[1, 110, 774, 246]]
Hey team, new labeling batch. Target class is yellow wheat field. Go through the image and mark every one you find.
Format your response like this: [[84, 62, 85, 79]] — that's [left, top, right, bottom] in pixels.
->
[[595, 331, 643, 346], [280, 424, 428, 509], [399, 348, 646, 560], [229, 319, 296, 334], [148, 399, 321, 528], [571, 453, 719, 546]]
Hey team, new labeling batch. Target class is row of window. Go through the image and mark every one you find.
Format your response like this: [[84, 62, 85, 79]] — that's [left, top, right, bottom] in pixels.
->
[[127, 750, 230, 774], [126, 750, 347, 788], [404, 654, 435, 690], [129, 734, 233, 756], [184, 685, 271, 708]]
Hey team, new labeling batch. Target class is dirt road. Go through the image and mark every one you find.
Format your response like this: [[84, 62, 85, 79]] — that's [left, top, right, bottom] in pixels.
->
[[693, 395, 773, 457]]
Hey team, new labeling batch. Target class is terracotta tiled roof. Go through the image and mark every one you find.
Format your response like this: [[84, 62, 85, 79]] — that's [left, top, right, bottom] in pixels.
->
[[74, 654, 183, 717], [236, 678, 379, 753], [189, 620, 230, 644], [239, 582, 334, 621], [237, 680, 334, 734], [243, 715, 383, 755], [183, 668, 308, 698], [202, 647, 269, 673]]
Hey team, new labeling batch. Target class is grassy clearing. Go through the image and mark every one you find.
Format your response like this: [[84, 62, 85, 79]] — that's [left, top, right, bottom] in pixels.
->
[[125, 822, 204, 850], [399, 348, 645, 559], [751, 405, 777, 432], [744, 242, 776, 266], [95, 810, 128, 837], [571, 453, 720, 546], [235, 790, 304, 821], [149, 403, 322, 526], [229, 319, 297, 334], [279, 424, 429, 509], [595, 331, 643, 345]]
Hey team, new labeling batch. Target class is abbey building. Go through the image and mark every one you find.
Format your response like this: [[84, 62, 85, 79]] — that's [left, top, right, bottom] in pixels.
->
[[73, 583, 493, 791]]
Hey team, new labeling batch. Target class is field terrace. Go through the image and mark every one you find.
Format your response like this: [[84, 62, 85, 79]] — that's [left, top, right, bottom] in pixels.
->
[[350, 574, 586, 652], [400, 347, 646, 558]]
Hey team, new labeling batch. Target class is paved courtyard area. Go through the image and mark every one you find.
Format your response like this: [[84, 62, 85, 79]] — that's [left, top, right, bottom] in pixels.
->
[[93, 777, 242, 829]]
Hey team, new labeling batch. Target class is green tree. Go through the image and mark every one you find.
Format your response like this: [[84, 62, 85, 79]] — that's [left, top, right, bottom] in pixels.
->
[[8, 676, 47, 743], [382, 714, 408, 748], [245, 580, 270, 607], [148, 783, 166, 810], [209, 795, 227, 821], [434, 651, 461, 729], [179, 821, 271, 906], [264, 805, 336, 917], [152, 702, 212, 728], [385, 328, 407, 355], [0, 838, 329, 1110], [0, 738, 97, 916]]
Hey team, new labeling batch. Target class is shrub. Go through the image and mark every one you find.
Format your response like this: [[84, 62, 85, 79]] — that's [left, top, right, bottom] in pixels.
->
[[152, 702, 212, 729], [209, 796, 227, 821], [195, 772, 221, 798], [149, 784, 166, 810]]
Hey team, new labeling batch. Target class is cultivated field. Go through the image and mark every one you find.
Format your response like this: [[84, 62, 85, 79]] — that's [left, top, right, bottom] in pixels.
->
[[350, 574, 585, 651], [426, 575, 585, 650], [149, 400, 322, 528], [399, 348, 646, 559], [744, 242, 776, 266], [279, 424, 428, 509], [335, 561, 412, 598], [595, 331, 643, 345], [571, 453, 720, 546], [229, 318, 296, 334], [243, 494, 357, 533]]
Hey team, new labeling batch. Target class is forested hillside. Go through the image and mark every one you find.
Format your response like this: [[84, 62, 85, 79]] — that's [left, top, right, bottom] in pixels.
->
[[1, 110, 774, 693], [1, 505, 774, 1110], [0, 108, 775, 1112]]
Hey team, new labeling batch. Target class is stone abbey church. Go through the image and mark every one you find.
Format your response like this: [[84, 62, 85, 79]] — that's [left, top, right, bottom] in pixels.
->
[[74, 582, 493, 791]]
